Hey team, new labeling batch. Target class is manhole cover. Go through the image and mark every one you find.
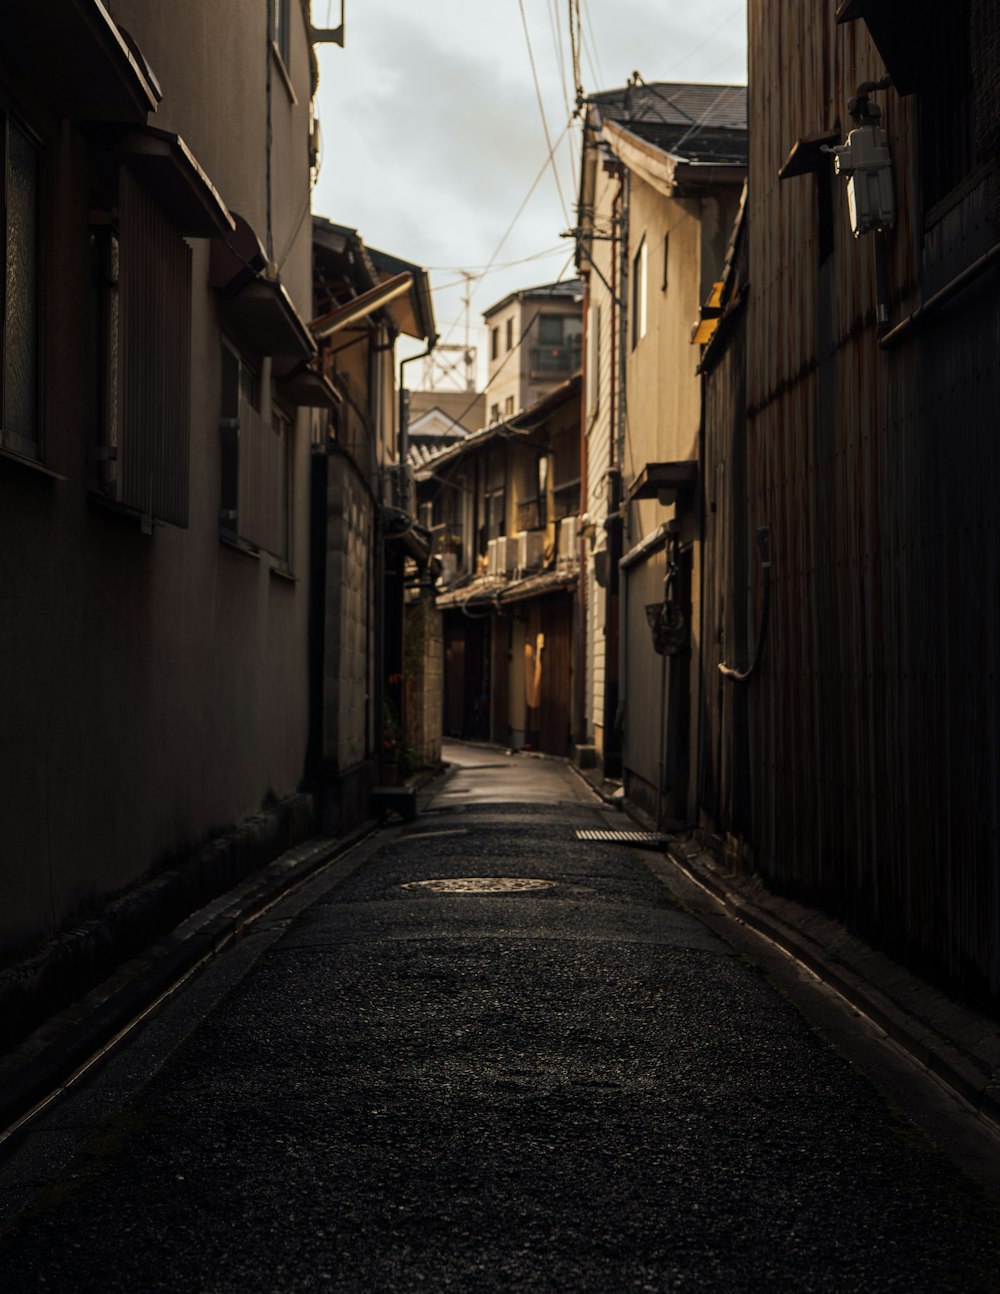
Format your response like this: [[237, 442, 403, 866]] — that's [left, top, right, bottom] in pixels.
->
[[402, 877, 556, 893]]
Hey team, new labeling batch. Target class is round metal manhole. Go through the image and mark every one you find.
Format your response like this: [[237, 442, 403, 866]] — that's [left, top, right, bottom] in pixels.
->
[[402, 877, 556, 894]]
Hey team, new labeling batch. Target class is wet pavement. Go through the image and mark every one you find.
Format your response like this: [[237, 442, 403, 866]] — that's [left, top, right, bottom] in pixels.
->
[[1, 745, 999, 1291]]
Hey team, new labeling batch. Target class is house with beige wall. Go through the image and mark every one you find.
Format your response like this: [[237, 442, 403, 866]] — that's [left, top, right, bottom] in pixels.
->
[[576, 80, 746, 822], [483, 280, 583, 425], [417, 378, 582, 754], [0, 2, 428, 1048]]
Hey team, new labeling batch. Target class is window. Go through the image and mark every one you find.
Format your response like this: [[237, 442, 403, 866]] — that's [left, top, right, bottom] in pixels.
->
[[273, 0, 291, 68], [491, 326, 499, 360], [1, 110, 40, 461], [92, 168, 192, 527], [220, 341, 293, 565], [489, 401, 500, 424], [661, 233, 669, 292], [532, 313, 583, 375], [919, 0, 974, 212], [586, 305, 601, 414], [505, 316, 513, 351], [631, 237, 647, 348], [504, 394, 515, 417]]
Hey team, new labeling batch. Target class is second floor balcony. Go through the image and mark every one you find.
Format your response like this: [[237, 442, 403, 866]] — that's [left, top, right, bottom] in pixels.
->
[[529, 341, 582, 377]]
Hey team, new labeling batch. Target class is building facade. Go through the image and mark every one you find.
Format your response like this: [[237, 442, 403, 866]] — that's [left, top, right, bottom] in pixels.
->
[[1, 0, 324, 963], [419, 378, 583, 756], [575, 80, 747, 821], [483, 280, 583, 425]]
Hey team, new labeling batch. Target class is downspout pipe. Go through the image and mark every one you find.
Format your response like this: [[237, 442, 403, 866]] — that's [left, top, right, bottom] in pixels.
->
[[399, 338, 437, 513], [719, 527, 772, 684]]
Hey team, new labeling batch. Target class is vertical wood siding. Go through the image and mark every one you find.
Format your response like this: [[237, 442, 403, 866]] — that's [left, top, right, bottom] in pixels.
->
[[744, 0, 1000, 999]]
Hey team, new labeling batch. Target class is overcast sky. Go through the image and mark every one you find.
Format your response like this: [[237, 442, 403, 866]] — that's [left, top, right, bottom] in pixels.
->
[[312, 1, 747, 390]]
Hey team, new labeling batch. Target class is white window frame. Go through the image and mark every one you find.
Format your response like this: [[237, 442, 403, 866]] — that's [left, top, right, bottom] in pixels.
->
[[632, 236, 647, 348]]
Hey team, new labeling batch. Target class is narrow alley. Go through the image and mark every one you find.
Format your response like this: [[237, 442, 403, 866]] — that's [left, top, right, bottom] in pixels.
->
[[1, 747, 997, 1292]]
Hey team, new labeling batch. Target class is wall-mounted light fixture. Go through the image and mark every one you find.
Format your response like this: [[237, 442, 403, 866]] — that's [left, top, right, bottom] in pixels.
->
[[823, 78, 895, 237]]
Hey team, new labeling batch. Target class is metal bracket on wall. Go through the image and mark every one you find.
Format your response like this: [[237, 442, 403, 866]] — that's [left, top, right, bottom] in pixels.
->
[[311, 1, 345, 46]]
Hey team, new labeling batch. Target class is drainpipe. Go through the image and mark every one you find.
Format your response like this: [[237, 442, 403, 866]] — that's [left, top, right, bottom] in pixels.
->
[[399, 339, 436, 513], [599, 181, 620, 776], [605, 167, 629, 777], [372, 327, 385, 779]]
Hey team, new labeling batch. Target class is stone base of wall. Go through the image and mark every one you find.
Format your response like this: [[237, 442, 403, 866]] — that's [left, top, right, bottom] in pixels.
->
[[317, 758, 377, 839], [0, 793, 316, 1056]]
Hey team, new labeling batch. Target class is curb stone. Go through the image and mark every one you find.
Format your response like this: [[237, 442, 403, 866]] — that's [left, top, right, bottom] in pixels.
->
[[662, 836, 1000, 1132], [0, 824, 374, 1136]]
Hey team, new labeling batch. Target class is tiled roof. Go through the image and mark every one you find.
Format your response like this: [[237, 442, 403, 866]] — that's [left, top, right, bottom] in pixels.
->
[[483, 278, 583, 320], [589, 82, 747, 166]]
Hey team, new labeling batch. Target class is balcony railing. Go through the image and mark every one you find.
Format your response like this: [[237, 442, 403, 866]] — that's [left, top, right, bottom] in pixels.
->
[[529, 343, 582, 375]]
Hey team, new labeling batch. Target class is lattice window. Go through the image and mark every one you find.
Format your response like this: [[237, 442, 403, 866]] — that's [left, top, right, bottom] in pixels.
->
[[1, 111, 40, 461]]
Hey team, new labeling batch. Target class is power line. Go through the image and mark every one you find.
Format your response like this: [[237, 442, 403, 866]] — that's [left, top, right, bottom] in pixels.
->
[[425, 251, 577, 447], [579, 0, 605, 91], [667, 2, 746, 76], [429, 246, 568, 291], [433, 117, 574, 354], [547, 0, 580, 191], [517, 0, 570, 226]]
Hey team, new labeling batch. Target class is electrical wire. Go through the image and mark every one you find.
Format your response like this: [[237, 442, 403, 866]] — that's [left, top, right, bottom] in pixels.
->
[[666, 1, 746, 76], [517, 0, 571, 226], [579, 0, 605, 90], [432, 118, 575, 355], [426, 244, 567, 280], [422, 251, 577, 495], [547, 0, 580, 191]]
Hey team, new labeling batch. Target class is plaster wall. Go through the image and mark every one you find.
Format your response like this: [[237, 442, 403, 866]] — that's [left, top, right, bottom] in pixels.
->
[[0, 0, 317, 954]]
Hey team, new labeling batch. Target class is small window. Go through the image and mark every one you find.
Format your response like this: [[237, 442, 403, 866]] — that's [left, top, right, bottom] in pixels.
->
[[661, 233, 669, 292], [504, 394, 515, 417], [587, 305, 601, 414], [92, 168, 193, 526], [489, 402, 500, 424], [505, 317, 513, 351], [631, 237, 647, 348], [220, 341, 293, 565], [491, 326, 499, 361], [1, 111, 41, 461], [919, 0, 974, 212], [274, 0, 291, 68], [538, 314, 564, 345]]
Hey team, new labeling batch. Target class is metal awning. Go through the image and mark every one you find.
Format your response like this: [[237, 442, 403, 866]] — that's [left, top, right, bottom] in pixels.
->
[[778, 131, 841, 180], [499, 568, 578, 604], [221, 279, 316, 361], [311, 273, 415, 339], [7, 0, 159, 124], [115, 127, 233, 237], [627, 461, 698, 506], [275, 362, 341, 409]]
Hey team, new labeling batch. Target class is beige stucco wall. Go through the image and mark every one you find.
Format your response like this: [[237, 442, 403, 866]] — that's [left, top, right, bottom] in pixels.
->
[[485, 297, 582, 421], [578, 121, 743, 793], [0, 1, 318, 952]]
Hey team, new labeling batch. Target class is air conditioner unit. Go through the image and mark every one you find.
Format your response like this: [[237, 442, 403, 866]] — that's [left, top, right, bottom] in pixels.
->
[[516, 529, 544, 573], [494, 536, 512, 574], [487, 538, 500, 576], [558, 515, 579, 564]]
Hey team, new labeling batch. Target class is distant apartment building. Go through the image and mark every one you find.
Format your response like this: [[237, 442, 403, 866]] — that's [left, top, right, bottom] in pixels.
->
[[483, 280, 583, 424]]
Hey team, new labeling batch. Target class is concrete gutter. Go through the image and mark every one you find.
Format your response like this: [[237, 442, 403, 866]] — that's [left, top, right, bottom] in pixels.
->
[[566, 759, 1000, 1131], [0, 824, 376, 1136], [663, 836, 1000, 1131]]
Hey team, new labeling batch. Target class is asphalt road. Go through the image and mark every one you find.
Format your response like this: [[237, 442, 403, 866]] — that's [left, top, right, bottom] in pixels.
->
[[1, 746, 998, 1292]]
